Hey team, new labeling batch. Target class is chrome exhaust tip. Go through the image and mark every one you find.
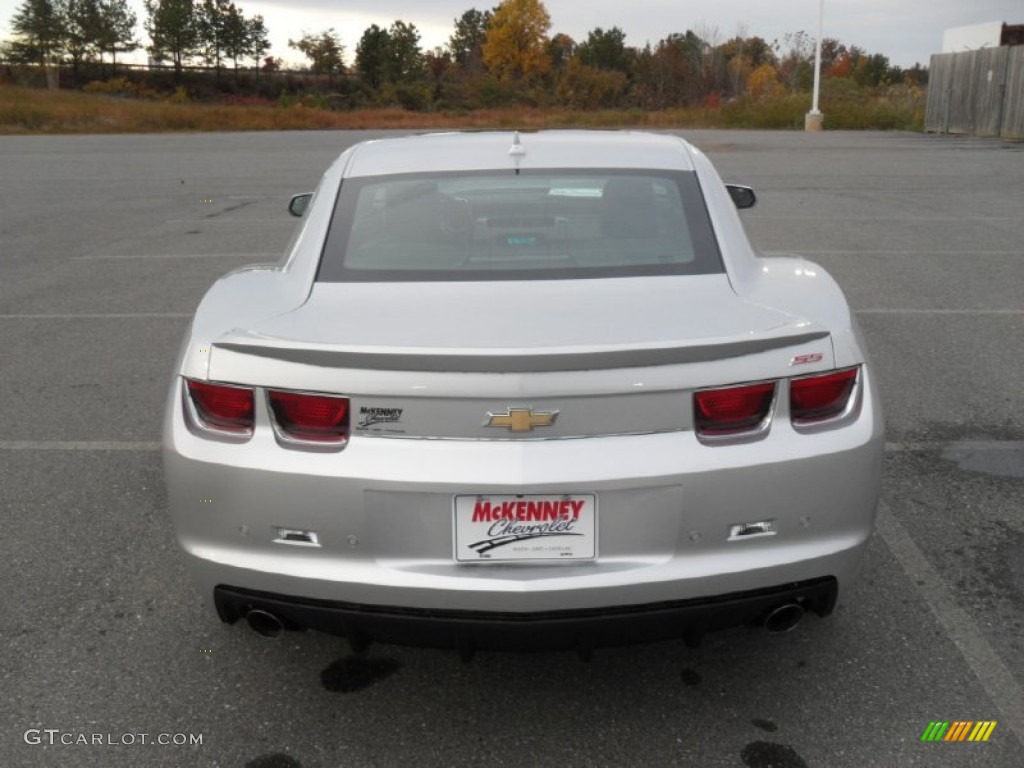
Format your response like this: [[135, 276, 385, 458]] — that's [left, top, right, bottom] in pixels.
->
[[246, 609, 285, 639], [764, 603, 804, 634]]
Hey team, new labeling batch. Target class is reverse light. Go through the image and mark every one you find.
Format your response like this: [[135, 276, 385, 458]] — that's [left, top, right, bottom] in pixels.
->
[[694, 381, 775, 439], [185, 379, 254, 434], [790, 367, 859, 425], [268, 390, 350, 446]]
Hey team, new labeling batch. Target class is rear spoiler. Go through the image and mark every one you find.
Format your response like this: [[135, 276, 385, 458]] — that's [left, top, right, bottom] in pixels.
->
[[213, 329, 830, 373]]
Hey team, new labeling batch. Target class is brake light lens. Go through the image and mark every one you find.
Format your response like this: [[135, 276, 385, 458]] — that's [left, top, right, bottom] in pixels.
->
[[694, 382, 775, 437], [268, 390, 350, 444], [186, 379, 254, 433], [790, 367, 859, 424]]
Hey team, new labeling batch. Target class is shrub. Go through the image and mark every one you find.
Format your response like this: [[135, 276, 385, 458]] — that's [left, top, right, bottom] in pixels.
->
[[83, 77, 133, 94]]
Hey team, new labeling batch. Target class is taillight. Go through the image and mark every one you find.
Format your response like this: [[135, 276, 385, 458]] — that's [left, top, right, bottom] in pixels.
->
[[186, 379, 254, 433], [790, 367, 859, 424], [268, 390, 350, 445], [694, 381, 775, 438]]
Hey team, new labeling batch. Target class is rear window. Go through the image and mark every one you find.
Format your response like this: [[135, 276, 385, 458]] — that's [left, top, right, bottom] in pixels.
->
[[316, 169, 722, 282]]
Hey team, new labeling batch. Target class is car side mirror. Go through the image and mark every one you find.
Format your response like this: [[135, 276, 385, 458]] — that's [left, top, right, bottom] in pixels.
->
[[288, 193, 313, 217], [725, 184, 757, 210]]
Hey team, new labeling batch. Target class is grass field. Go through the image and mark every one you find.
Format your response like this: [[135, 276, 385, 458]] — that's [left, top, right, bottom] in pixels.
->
[[0, 84, 925, 134]]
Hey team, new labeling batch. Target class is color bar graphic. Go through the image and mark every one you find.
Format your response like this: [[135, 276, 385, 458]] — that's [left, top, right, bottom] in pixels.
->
[[920, 721, 996, 742], [967, 721, 997, 742]]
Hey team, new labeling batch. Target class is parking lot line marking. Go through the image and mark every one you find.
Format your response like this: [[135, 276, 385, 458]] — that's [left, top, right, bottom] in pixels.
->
[[0, 441, 161, 451], [884, 441, 1024, 454], [876, 501, 1024, 745], [812, 250, 1023, 255], [764, 250, 1023, 256], [856, 309, 1024, 315], [165, 219, 287, 224], [749, 217, 1020, 222], [884, 442, 936, 453], [0, 313, 191, 319], [73, 252, 279, 260]]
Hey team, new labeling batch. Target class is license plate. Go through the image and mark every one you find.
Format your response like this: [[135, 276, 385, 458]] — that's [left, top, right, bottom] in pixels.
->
[[453, 494, 597, 562]]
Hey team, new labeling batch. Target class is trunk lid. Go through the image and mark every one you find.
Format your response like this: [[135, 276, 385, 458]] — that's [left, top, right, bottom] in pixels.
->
[[208, 275, 833, 439]]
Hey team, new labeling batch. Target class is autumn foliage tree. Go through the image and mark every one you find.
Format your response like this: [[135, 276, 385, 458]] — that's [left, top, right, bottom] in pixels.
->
[[482, 0, 552, 81], [746, 63, 784, 98]]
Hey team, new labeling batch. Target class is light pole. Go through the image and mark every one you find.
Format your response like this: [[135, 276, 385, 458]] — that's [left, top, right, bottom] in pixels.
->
[[805, 0, 825, 131]]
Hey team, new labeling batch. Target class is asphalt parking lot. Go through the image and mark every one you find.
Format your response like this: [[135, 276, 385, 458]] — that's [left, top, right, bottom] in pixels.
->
[[1, 128, 1022, 768]]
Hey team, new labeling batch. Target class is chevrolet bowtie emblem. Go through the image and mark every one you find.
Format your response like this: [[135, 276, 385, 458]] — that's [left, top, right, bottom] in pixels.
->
[[484, 407, 559, 432]]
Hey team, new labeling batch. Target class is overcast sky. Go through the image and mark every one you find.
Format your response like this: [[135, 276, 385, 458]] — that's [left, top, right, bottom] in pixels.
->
[[0, 0, 1020, 68]]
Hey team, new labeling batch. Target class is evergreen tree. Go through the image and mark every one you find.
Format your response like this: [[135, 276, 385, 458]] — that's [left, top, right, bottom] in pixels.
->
[[448, 8, 490, 70], [246, 14, 270, 76], [197, 0, 229, 75], [97, 0, 138, 74], [64, 0, 102, 75], [145, 0, 200, 78], [386, 20, 424, 82], [576, 27, 630, 74], [355, 24, 389, 89], [10, 0, 66, 88]]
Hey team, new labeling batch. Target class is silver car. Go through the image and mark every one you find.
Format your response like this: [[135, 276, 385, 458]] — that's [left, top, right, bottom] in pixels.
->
[[162, 130, 883, 655]]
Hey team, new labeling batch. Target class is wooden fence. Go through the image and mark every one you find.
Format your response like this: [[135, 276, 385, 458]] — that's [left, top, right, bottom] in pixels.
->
[[926, 46, 1024, 139]]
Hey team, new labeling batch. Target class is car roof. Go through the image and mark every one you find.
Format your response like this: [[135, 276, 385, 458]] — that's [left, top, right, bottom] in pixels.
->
[[342, 130, 696, 178]]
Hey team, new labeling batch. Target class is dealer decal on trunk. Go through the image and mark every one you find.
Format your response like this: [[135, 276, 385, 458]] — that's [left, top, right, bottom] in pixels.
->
[[356, 406, 404, 429]]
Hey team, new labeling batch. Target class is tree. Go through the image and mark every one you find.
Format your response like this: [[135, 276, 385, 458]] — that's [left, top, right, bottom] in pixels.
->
[[776, 30, 813, 91], [742, 35, 775, 69], [482, 0, 552, 81], [96, 0, 138, 74], [9, 0, 66, 89], [65, 0, 103, 75], [746, 62, 784, 98], [818, 37, 847, 75], [289, 28, 344, 85], [197, 0, 230, 74], [853, 52, 891, 87], [576, 26, 630, 74], [556, 57, 626, 108], [630, 33, 701, 109], [218, 1, 249, 77], [718, 34, 776, 98], [355, 24, 389, 89], [546, 32, 574, 73], [386, 20, 424, 82], [246, 14, 269, 71], [448, 7, 490, 70], [424, 46, 451, 90], [687, 24, 721, 99], [904, 62, 927, 87], [145, 0, 201, 78]]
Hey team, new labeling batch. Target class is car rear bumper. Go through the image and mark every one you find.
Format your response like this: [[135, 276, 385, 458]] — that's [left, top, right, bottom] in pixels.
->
[[215, 576, 838, 652], [164, 366, 884, 643]]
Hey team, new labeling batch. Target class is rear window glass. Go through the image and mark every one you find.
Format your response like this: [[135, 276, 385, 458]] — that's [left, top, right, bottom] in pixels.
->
[[316, 169, 722, 282]]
